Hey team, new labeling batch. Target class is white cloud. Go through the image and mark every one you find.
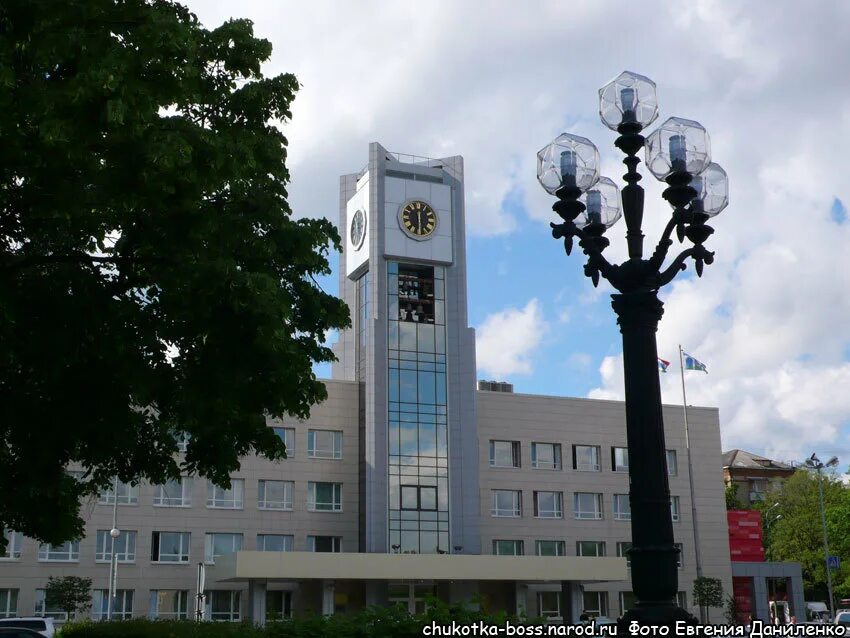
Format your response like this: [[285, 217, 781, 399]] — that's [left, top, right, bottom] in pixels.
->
[[475, 299, 548, 379]]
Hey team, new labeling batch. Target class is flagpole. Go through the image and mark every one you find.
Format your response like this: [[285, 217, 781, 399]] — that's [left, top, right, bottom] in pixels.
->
[[679, 345, 705, 622]]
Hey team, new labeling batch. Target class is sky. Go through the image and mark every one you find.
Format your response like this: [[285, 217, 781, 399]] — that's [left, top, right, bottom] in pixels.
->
[[184, 0, 850, 468]]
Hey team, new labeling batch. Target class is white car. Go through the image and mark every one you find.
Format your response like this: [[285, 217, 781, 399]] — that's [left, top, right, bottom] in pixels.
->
[[834, 611, 850, 626], [0, 618, 55, 638]]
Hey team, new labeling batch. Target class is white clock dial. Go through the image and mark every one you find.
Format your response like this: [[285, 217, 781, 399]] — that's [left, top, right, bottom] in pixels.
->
[[350, 209, 366, 249]]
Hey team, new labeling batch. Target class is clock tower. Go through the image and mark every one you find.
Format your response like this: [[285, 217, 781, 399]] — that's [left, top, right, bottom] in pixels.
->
[[332, 143, 480, 557]]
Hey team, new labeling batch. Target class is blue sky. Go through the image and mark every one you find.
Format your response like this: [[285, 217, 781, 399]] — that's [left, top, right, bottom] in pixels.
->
[[188, 0, 850, 467]]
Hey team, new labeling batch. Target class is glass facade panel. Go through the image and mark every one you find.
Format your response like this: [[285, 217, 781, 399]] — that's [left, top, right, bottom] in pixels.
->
[[388, 262, 449, 554]]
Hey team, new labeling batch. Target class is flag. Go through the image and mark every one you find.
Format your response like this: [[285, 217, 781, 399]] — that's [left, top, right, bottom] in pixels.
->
[[657, 357, 670, 373], [683, 352, 708, 373]]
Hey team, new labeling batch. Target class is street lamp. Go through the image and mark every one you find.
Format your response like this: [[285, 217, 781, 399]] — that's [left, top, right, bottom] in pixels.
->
[[805, 453, 839, 620], [538, 71, 729, 627]]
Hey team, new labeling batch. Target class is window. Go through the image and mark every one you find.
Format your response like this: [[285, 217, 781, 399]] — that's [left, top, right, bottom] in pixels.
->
[[207, 479, 244, 509], [535, 540, 566, 556], [489, 440, 520, 468], [677, 592, 687, 609], [620, 591, 637, 614], [149, 590, 188, 619], [151, 532, 190, 563], [534, 491, 563, 519], [307, 482, 342, 512], [204, 533, 243, 564], [266, 591, 293, 620], [573, 445, 601, 471], [492, 540, 524, 556], [272, 427, 295, 456], [98, 480, 138, 505], [573, 493, 603, 520], [491, 490, 521, 517], [577, 541, 606, 557], [666, 450, 678, 476], [175, 432, 191, 453], [583, 591, 608, 618], [671, 496, 681, 522], [34, 589, 68, 620], [307, 535, 341, 553], [531, 442, 561, 470], [613, 494, 631, 521], [257, 534, 293, 552], [153, 478, 192, 507], [400, 485, 437, 511], [95, 530, 136, 562], [258, 480, 293, 510], [675, 543, 684, 568], [612, 447, 629, 472], [0, 589, 18, 619], [37, 541, 79, 562], [537, 591, 561, 620], [307, 429, 342, 459], [617, 542, 632, 567], [92, 589, 133, 620], [1, 530, 21, 560]]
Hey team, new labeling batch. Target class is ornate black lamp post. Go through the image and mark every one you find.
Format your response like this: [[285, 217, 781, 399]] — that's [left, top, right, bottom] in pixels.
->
[[538, 71, 729, 627]]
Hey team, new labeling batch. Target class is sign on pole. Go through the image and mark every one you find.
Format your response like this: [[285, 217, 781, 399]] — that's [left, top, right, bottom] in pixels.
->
[[828, 556, 840, 571]]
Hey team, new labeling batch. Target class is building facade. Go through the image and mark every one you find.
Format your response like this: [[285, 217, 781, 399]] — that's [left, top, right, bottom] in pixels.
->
[[0, 145, 732, 624], [722, 450, 795, 507]]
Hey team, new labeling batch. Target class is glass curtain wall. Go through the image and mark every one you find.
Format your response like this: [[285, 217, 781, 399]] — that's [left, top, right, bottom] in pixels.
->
[[387, 262, 449, 554]]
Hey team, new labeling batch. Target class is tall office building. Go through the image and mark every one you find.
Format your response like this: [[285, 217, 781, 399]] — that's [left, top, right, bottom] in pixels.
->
[[0, 145, 732, 624]]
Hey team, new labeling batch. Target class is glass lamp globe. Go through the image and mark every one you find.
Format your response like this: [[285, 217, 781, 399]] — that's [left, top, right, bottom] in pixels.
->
[[645, 117, 711, 180], [690, 162, 729, 217], [577, 177, 622, 229], [599, 71, 659, 131], [110, 528, 120, 538], [537, 133, 600, 195]]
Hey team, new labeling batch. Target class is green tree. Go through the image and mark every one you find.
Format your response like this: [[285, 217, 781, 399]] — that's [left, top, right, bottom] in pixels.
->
[[0, 0, 349, 548], [764, 469, 850, 600], [725, 482, 744, 510], [45, 576, 92, 619]]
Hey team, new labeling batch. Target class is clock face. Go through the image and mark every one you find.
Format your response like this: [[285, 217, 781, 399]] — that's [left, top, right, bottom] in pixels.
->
[[350, 209, 366, 249], [399, 200, 437, 239]]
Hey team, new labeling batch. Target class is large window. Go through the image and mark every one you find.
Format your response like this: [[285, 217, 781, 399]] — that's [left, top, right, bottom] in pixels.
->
[[92, 590, 133, 620], [207, 480, 244, 509], [612, 447, 629, 472], [534, 491, 563, 519], [573, 445, 601, 471], [153, 478, 192, 507], [98, 480, 138, 505], [266, 591, 293, 620], [577, 541, 606, 557], [307, 430, 343, 459], [400, 485, 438, 511], [620, 591, 637, 615], [491, 490, 521, 517], [272, 427, 295, 457], [666, 450, 678, 476], [535, 540, 566, 557], [258, 480, 293, 510], [34, 589, 67, 620], [307, 536, 341, 553], [151, 532, 190, 563], [531, 442, 561, 470], [583, 591, 608, 618], [307, 482, 342, 512], [257, 535, 293, 552], [537, 591, 561, 620], [0, 589, 17, 619], [204, 533, 243, 564], [613, 494, 631, 521], [96, 530, 136, 562], [617, 542, 632, 567], [149, 590, 188, 619], [1, 530, 21, 560], [492, 540, 524, 556], [573, 493, 603, 520], [489, 440, 520, 468], [37, 541, 79, 562], [671, 496, 681, 522]]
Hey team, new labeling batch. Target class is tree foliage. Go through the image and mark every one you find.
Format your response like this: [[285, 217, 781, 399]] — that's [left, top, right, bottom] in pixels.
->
[[45, 576, 92, 618], [0, 0, 350, 547], [692, 577, 724, 609], [725, 482, 744, 510], [762, 469, 850, 599]]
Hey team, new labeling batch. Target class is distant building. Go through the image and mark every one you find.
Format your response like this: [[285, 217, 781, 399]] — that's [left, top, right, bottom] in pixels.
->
[[722, 450, 795, 506]]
